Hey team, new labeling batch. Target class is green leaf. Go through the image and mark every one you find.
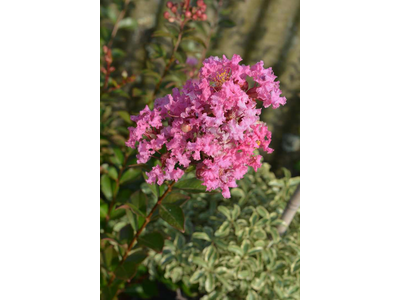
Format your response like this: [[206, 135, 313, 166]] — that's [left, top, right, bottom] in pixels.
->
[[217, 206, 231, 220], [227, 245, 243, 256], [238, 269, 251, 280], [190, 270, 205, 283], [204, 245, 217, 266], [101, 285, 118, 300], [192, 232, 211, 241], [246, 290, 258, 300], [215, 221, 230, 238], [163, 192, 190, 206], [182, 36, 206, 48], [241, 240, 250, 254], [173, 178, 206, 193], [119, 168, 141, 185], [126, 209, 136, 231], [192, 257, 208, 268], [118, 17, 137, 30], [251, 272, 267, 291], [270, 227, 280, 242], [159, 204, 185, 232], [256, 206, 269, 219], [126, 250, 147, 264], [138, 232, 164, 252], [112, 147, 124, 166], [174, 233, 185, 249], [100, 203, 108, 220], [205, 273, 215, 293], [101, 174, 113, 201], [249, 212, 259, 226], [248, 247, 264, 256], [219, 19, 236, 28], [215, 274, 232, 291], [129, 191, 147, 227], [289, 177, 300, 186], [232, 204, 241, 220], [107, 167, 118, 181], [117, 111, 132, 124], [152, 30, 174, 38], [111, 48, 126, 59], [114, 261, 138, 280]]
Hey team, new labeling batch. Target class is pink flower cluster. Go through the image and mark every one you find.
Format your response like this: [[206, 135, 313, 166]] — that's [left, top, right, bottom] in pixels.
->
[[126, 55, 286, 198]]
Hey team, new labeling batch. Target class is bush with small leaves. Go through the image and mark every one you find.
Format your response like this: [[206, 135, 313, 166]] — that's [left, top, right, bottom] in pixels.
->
[[145, 162, 300, 300]]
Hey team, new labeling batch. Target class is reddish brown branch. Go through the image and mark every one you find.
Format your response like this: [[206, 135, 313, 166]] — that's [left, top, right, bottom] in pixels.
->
[[107, 181, 176, 286]]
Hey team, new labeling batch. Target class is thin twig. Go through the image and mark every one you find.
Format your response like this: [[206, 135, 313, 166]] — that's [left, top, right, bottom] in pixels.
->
[[107, 181, 176, 286], [108, 0, 131, 48]]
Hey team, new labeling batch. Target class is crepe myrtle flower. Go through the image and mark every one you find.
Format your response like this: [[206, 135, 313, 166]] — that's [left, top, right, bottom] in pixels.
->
[[126, 54, 286, 198]]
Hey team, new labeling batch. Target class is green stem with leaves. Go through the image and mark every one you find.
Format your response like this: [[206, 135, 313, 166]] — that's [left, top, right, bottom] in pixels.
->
[[150, 20, 187, 103], [107, 180, 176, 286], [105, 155, 128, 227]]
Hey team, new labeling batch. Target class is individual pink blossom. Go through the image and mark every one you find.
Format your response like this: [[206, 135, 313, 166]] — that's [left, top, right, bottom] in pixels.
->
[[126, 54, 286, 198]]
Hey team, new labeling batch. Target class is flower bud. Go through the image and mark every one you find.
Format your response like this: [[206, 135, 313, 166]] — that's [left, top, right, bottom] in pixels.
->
[[171, 5, 177, 13], [163, 11, 170, 19], [166, 1, 173, 8], [201, 14, 207, 21], [185, 11, 192, 18]]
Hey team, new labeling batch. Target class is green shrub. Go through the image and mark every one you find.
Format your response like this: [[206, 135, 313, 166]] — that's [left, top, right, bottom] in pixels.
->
[[145, 163, 300, 300]]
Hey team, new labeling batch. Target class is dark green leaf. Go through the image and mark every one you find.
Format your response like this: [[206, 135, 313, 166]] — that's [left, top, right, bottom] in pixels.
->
[[112, 147, 124, 166], [173, 178, 206, 193], [163, 192, 190, 206], [101, 285, 118, 300], [159, 204, 185, 232], [126, 251, 147, 264], [129, 191, 147, 227], [138, 232, 164, 252], [120, 168, 141, 185], [101, 174, 113, 201], [126, 209, 136, 231], [114, 261, 138, 280]]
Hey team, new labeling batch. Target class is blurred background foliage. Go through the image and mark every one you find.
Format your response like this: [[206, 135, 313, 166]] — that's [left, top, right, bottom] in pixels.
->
[[100, 0, 300, 177], [101, 0, 299, 299]]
